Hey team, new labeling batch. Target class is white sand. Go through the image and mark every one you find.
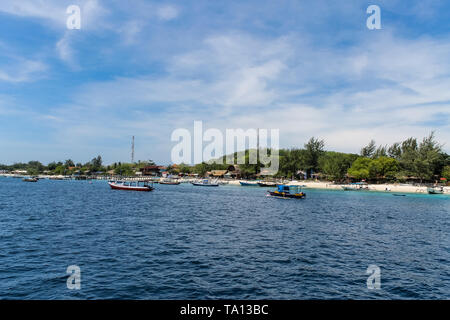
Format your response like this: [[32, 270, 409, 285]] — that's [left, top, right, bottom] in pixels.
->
[[284, 181, 449, 195]]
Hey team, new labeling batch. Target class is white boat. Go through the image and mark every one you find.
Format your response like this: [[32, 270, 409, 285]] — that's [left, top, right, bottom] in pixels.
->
[[427, 186, 444, 194], [192, 179, 219, 187], [341, 182, 368, 191]]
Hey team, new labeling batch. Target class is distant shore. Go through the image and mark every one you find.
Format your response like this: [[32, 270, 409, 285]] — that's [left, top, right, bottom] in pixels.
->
[[1, 174, 448, 195], [223, 180, 450, 195]]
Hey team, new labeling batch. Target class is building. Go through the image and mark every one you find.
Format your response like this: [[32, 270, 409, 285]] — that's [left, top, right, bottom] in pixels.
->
[[208, 170, 228, 178], [141, 165, 167, 176]]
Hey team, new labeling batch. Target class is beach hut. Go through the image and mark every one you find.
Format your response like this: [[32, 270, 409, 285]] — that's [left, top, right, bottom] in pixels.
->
[[210, 170, 228, 178]]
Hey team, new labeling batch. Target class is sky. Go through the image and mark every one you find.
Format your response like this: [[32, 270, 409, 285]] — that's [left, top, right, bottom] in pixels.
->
[[0, 0, 449, 165]]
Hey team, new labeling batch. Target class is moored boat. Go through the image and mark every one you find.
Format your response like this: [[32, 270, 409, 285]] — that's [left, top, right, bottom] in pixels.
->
[[159, 181, 181, 185], [427, 186, 444, 194], [258, 182, 277, 187], [23, 177, 38, 182], [341, 182, 368, 191], [267, 185, 306, 199], [192, 179, 219, 187], [108, 180, 154, 191], [159, 178, 180, 185], [239, 181, 259, 186]]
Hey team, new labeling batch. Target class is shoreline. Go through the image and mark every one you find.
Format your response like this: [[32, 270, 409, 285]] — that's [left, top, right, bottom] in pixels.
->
[[1, 174, 448, 195], [286, 181, 449, 195], [227, 179, 449, 195]]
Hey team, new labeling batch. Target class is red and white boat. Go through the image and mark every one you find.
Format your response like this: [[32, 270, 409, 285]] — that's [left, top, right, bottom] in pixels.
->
[[108, 180, 154, 192]]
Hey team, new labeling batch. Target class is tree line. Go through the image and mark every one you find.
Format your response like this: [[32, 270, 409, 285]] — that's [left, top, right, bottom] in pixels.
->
[[1, 133, 449, 183], [169, 133, 449, 183]]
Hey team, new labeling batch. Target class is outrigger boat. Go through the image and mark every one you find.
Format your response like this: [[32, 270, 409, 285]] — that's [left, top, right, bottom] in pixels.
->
[[108, 180, 154, 192], [239, 181, 260, 186], [341, 182, 368, 191], [258, 181, 277, 187], [427, 186, 444, 194], [267, 185, 306, 199], [192, 179, 219, 187], [159, 178, 180, 185]]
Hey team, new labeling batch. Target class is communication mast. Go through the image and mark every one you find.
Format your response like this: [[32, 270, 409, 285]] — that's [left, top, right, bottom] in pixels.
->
[[131, 136, 135, 163]]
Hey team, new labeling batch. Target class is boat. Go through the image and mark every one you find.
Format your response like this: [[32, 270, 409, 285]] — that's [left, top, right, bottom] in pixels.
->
[[341, 182, 369, 191], [159, 179, 181, 185], [192, 179, 219, 187], [427, 186, 444, 194], [239, 181, 260, 186], [257, 182, 277, 187], [23, 177, 38, 182], [108, 180, 154, 192], [267, 185, 306, 199]]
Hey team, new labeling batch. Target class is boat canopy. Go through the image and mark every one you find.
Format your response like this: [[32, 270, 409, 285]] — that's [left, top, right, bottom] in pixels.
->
[[277, 185, 302, 193]]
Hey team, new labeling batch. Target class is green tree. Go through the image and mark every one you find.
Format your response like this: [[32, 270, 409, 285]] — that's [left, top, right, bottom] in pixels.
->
[[360, 140, 376, 158], [348, 157, 373, 180], [178, 163, 192, 174], [442, 165, 450, 180], [91, 156, 103, 172], [319, 152, 358, 181], [64, 159, 75, 168], [372, 157, 399, 180], [304, 137, 325, 176]]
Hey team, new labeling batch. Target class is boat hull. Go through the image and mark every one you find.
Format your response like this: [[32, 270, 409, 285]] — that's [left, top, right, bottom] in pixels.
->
[[108, 182, 154, 192], [192, 183, 219, 187], [258, 182, 277, 187], [267, 191, 306, 199], [159, 182, 181, 185], [240, 182, 259, 186]]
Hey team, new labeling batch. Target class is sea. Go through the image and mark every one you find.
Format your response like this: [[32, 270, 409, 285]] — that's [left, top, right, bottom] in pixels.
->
[[0, 177, 448, 299]]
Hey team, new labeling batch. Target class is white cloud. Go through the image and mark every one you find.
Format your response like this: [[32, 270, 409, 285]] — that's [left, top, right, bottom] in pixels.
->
[[56, 32, 75, 65], [0, 59, 47, 83], [54, 30, 450, 157], [157, 5, 179, 21]]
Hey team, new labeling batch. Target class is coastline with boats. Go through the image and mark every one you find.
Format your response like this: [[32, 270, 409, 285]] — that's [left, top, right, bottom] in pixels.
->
[[2, 173, 448, 195]]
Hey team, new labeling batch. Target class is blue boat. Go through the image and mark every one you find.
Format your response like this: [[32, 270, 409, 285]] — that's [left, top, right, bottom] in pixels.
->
[[239, 181, 259, 186], [267, 185, 306, 199]]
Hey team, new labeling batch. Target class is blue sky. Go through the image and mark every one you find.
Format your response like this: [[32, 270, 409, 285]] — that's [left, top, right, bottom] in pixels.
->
[[0, 0, 449, 165]]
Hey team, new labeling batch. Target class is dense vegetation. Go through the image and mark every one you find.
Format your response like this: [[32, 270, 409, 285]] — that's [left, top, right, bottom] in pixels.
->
[[1, 133, 448, 183]]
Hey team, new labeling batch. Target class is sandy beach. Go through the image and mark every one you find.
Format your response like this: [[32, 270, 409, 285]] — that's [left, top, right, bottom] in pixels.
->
[[286, 181, 449, 195], [228, 179, 449, 195]]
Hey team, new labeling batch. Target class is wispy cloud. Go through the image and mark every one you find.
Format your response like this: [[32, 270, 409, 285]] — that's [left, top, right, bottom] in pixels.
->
[[157, 5, 180, 21], [0, 58, 47, 83], [0, 0, 449, 164]]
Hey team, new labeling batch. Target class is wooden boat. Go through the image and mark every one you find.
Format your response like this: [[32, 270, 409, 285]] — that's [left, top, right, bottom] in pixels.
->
[[23, 177, 38, 182], [267, 185, 306, 199], [341, 182, 368, 191], [192, 179, 219, 187], [258, 182, 277, 187], [239, 181, 259, 186], [427, 187, 444, 194], [108, 180, 154, 192], [159, 180, 181, 185]]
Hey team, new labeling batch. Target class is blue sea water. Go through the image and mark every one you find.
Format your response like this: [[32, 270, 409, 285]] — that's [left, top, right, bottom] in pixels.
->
[[0, 177, 448, 299]]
